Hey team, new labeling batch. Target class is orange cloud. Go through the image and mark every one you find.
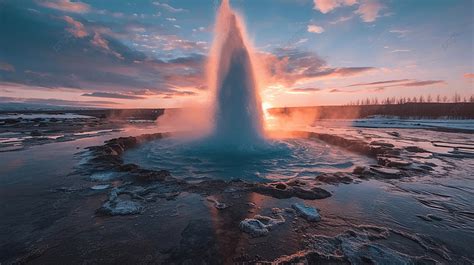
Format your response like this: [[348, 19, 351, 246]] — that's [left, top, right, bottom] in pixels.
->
[[464, 73, 474, 79], [313, 0, 357, 14], [258, 48, 375, 89], [307, 24, 325, 34], [355, 0, 384, 22], [63, 16, 87, 38], [91, 32, 123, 59], [313, 0, 384, 23], [38, 0, 90, 13]]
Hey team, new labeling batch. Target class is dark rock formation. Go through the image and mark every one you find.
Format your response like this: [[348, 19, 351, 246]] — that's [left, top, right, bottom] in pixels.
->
[[316, 173, 353, 184], [253, 180, 331, 200]]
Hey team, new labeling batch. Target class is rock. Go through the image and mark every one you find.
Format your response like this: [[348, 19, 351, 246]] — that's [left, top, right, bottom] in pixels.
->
[[316, 173, 353, 184], [377, 156, 412, 167], [275, 183, 287, 190], [239, 219, 269, 237], [215, 202, 228, 209], [294, 187, 331, 200], [286, 179, 306, 186], [119, 163, 139, 172], [427, 214, 443, 221], [271, 208, 283, 214], [370, 141, 395, 148], [254, 181, 331, 200], [387, 131, 400, 137], [352, 166, 366, 175], [4, 119, 20, 124], [132, 169, 170, 182], [405, 146, 428, 153], [30, 130, 42, 137], [247, 202, 256, 208], [416, 215, 432, 222], [292, 203, 321, 222]]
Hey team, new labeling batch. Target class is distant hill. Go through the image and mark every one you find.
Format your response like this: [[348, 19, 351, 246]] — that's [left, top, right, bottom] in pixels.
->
[[0, 103, 472, 120], [269, 103, 474, 119]]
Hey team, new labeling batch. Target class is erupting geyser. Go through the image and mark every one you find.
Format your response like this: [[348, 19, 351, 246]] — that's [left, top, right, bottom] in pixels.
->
[[208, 0, 266, 148]]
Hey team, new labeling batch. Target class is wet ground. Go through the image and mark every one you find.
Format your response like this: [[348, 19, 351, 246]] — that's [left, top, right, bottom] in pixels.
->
[[1, 117, 473, 264]]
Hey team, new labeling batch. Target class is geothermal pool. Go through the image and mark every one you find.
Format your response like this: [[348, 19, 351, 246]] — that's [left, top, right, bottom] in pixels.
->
[[124, 137, 373, 182]]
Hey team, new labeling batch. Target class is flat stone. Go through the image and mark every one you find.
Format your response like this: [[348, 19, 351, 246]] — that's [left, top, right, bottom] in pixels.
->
[[316, 173, 353, 184], [254, 181, 331, 200], [405, 146, 428, 153], [377, 156, 412, 167], [370, 141, 395, 148], [370, 166, 402, 177], [427, 214, 443, 221], [352, 166, 366, 175]]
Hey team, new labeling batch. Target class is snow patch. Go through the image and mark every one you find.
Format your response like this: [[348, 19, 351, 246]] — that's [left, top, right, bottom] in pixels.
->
[[292, 203, 321, 222]]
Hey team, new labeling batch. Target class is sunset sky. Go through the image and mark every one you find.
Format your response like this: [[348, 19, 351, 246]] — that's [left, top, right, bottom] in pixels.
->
[[0, 0, 473, 108]]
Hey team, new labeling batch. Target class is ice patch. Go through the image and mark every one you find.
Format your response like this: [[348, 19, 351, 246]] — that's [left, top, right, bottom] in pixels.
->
[[239, 219, 269, 237], [292, 203, 321, 222], [239, 213, 285, 237], [90, 172, 116, 181], [100, 199, 143, 215], [91, 184, 110, 190], [98, 188, 144, 215]]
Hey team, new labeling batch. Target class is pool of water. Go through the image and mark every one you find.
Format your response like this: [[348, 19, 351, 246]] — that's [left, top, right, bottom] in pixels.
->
[[123, 136, 373, 182]]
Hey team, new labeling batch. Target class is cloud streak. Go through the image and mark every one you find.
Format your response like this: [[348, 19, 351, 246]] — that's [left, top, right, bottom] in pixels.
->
[[82, 92, 145, 100], [313, 0, 384, 23], [463, 73, 474, 79], [63, 16, 87, 38], [355, 0, 384, 22], [340, 79, 446, 93], [313, 0, 357, 14], [0, 96, 117, 108], [291, 87, 321, 93], [37, 0, 90, 13], [261, 48, 375, 88], [307, 24, 325, 34], [153, 2, 187, 13]]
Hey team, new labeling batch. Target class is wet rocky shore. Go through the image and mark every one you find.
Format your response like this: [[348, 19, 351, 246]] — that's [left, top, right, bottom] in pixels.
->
[[1, 120, 473, 264]]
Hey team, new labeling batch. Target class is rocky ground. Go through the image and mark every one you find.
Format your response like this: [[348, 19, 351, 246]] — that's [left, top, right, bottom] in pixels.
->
[[0, 113, 157, 152], [1, 119, 473, 264]]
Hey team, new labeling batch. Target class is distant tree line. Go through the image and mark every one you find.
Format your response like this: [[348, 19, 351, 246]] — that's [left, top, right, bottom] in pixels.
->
[[347, 93, 474, 106]]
